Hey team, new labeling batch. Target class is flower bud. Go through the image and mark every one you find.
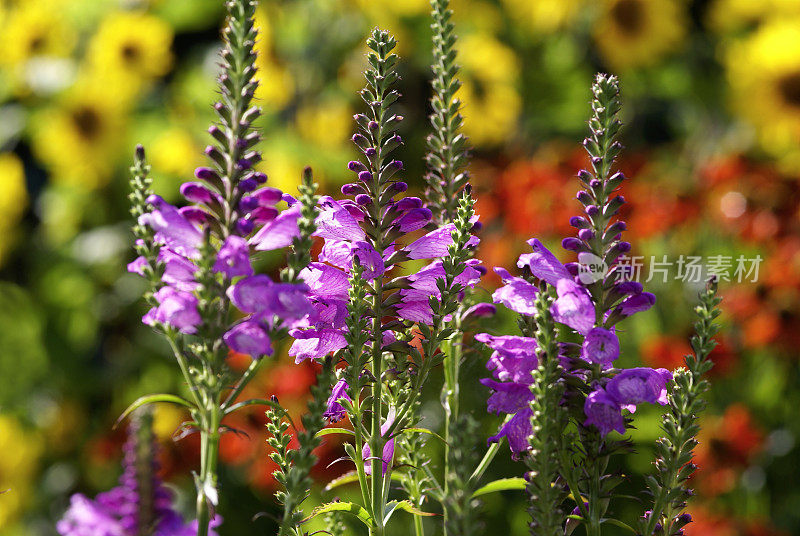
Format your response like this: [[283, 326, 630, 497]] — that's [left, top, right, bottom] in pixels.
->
[[358, 171, 373, 182], [348, 160, 367, 172], [578, 229, 594, 241]]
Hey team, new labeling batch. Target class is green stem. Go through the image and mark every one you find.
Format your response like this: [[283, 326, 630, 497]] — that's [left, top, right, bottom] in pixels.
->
[[442, 329, 462, 534], [370, 289, 385, 536], [196, 398, 221, 536], [221, 358, 263, 410]]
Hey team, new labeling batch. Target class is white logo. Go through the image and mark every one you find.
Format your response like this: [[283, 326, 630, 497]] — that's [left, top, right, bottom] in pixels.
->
[[577, 252, 608, 284]]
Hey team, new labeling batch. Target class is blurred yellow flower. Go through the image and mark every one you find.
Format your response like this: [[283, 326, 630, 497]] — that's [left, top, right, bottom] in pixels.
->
[[0, 2, 75, 66], [500, 0, 582, 34], [295, 98, 352, 149], [708, 0, 800, 33], [593, 0, 687, 70], [32, 81, 126, 189], [259, 144, 304, 195], [0, 414, 42, 527], [726, 18, 800, 170], [153, 403, 186, 441], [253, 7, 295, 109], [86, 11, 173, 104], [0, 153, 28, 265], [354, 0, 429, 17], [150, 127, 202, 178], [458, 33, 521, 146]]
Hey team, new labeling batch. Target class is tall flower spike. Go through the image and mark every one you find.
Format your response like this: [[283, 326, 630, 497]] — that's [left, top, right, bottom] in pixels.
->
[[425, 0, 470, 224], [525, 286, 569, 536], [197, 0, 263, 236], [641, 278, 720, 536]]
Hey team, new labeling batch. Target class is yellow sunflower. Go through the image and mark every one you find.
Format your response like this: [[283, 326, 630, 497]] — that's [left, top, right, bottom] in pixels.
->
[[592, 0, 687, 70], [0, 2, 75, 66], [726, 18, 800, 169], [32, 80, 126, 189], [252, 6, 295, 110], [0, 153, 28, 265], [294, 98, 353, 150], [499, 0, 583, 34], [0, 414, 42, 527], [85, 11, 173, 105], [708, 0, 800, 34], [458, 33, 521, 147]]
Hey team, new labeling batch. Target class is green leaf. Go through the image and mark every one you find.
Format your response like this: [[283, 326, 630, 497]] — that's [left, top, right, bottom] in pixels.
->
[[383, 500, 436, 524], [115, 394, 194, 428], [470, 477, 527, 498], [325, 471, 403, 492], [301, 501, 373, 528], [401, 427, 447, 445], [316, 427, 355, 438], [601, 518, 637, 534], [223, 398, 283, 415]]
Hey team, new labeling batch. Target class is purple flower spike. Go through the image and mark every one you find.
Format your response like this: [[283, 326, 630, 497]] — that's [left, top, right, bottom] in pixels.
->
[[358, 170, 373, 182], [606, 367, 673, 411], [214, 236, 253, 278], [223, 318, 272, 358], [551, 279, 595, 335], [354, 194, 372, 206], [252, 186, 282, 206], [239, 195, 259, 212], [580, 327, 620, 366], [481, 379, 534, 414], [195, 167, 219, 181], [491, 267, 538, 316], [147, 287, 201, 334], [488, 407, 534, 458], [517, 238, 571, 286], [390, 159, 403, 170], [562, 237, 582, 251], [238, 177, 257, 192], [236, 218, 255, 236], [127, 256, 147, 276], [584, 389, 626, 437], [351, 241, 385, 279], [324, 379, 352, 423]]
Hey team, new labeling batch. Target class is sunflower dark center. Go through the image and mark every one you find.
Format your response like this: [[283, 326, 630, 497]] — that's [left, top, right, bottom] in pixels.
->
[[72, 106, 102, 139], [778, 71, 800, 108], [611, 0, 644, 35], [29, 35, 46, 54], [121, 43, 141, 63]]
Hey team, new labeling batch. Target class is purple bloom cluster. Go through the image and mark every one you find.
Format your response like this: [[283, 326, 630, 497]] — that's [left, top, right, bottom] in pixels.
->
[[130, 163, 314, 359], [57, 419, 220, 536], [479, 236, 666, 453], [285, 163, 481, 363]]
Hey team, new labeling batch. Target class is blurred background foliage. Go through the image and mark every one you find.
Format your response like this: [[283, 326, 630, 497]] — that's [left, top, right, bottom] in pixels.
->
[[0, 0, 799, 534]]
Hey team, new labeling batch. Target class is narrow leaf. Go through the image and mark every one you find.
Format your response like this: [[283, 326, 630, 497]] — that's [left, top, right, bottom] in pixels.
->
[[470, 477, 527, 498], [115, 394, 194, 428]]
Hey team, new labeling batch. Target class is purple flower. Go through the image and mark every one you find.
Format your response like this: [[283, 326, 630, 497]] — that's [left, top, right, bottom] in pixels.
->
[[159, 249, 199, 291], [475, 333, 538, 384], [127, 256, 148, 276], [488, 407, 534, 458], [606, 367, 672, 411], [583, 389, 626, 437], [250, 205, 301, 251], [145, 287, 201, 334], [223, 318, 273, 358], [462, 302, 497, 320], [551, 279, 595, 335], [580, 327, 620, 366], [139, 195, 203, 258], [299, 263, 350, 301], [517, 238, 571, 286], [57, 494, 124, 536], [319, 239, 354, 270], [404, 223, 480, 260], [397, 260, 483, 323], [324, 379, 352, 423], [616, 292, 656, 317], [491, 267, 539, 316], [480, 379, 534, 414], [363, 409, 396, 476], [394, 207, 432, 232], [288, 327, 348, 363], [314, 196, 366, 242], [180, 182, 217, 205], [351, 240, 385, 279], [213, 235, 253, 278], [227, 276, 312, 326]]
